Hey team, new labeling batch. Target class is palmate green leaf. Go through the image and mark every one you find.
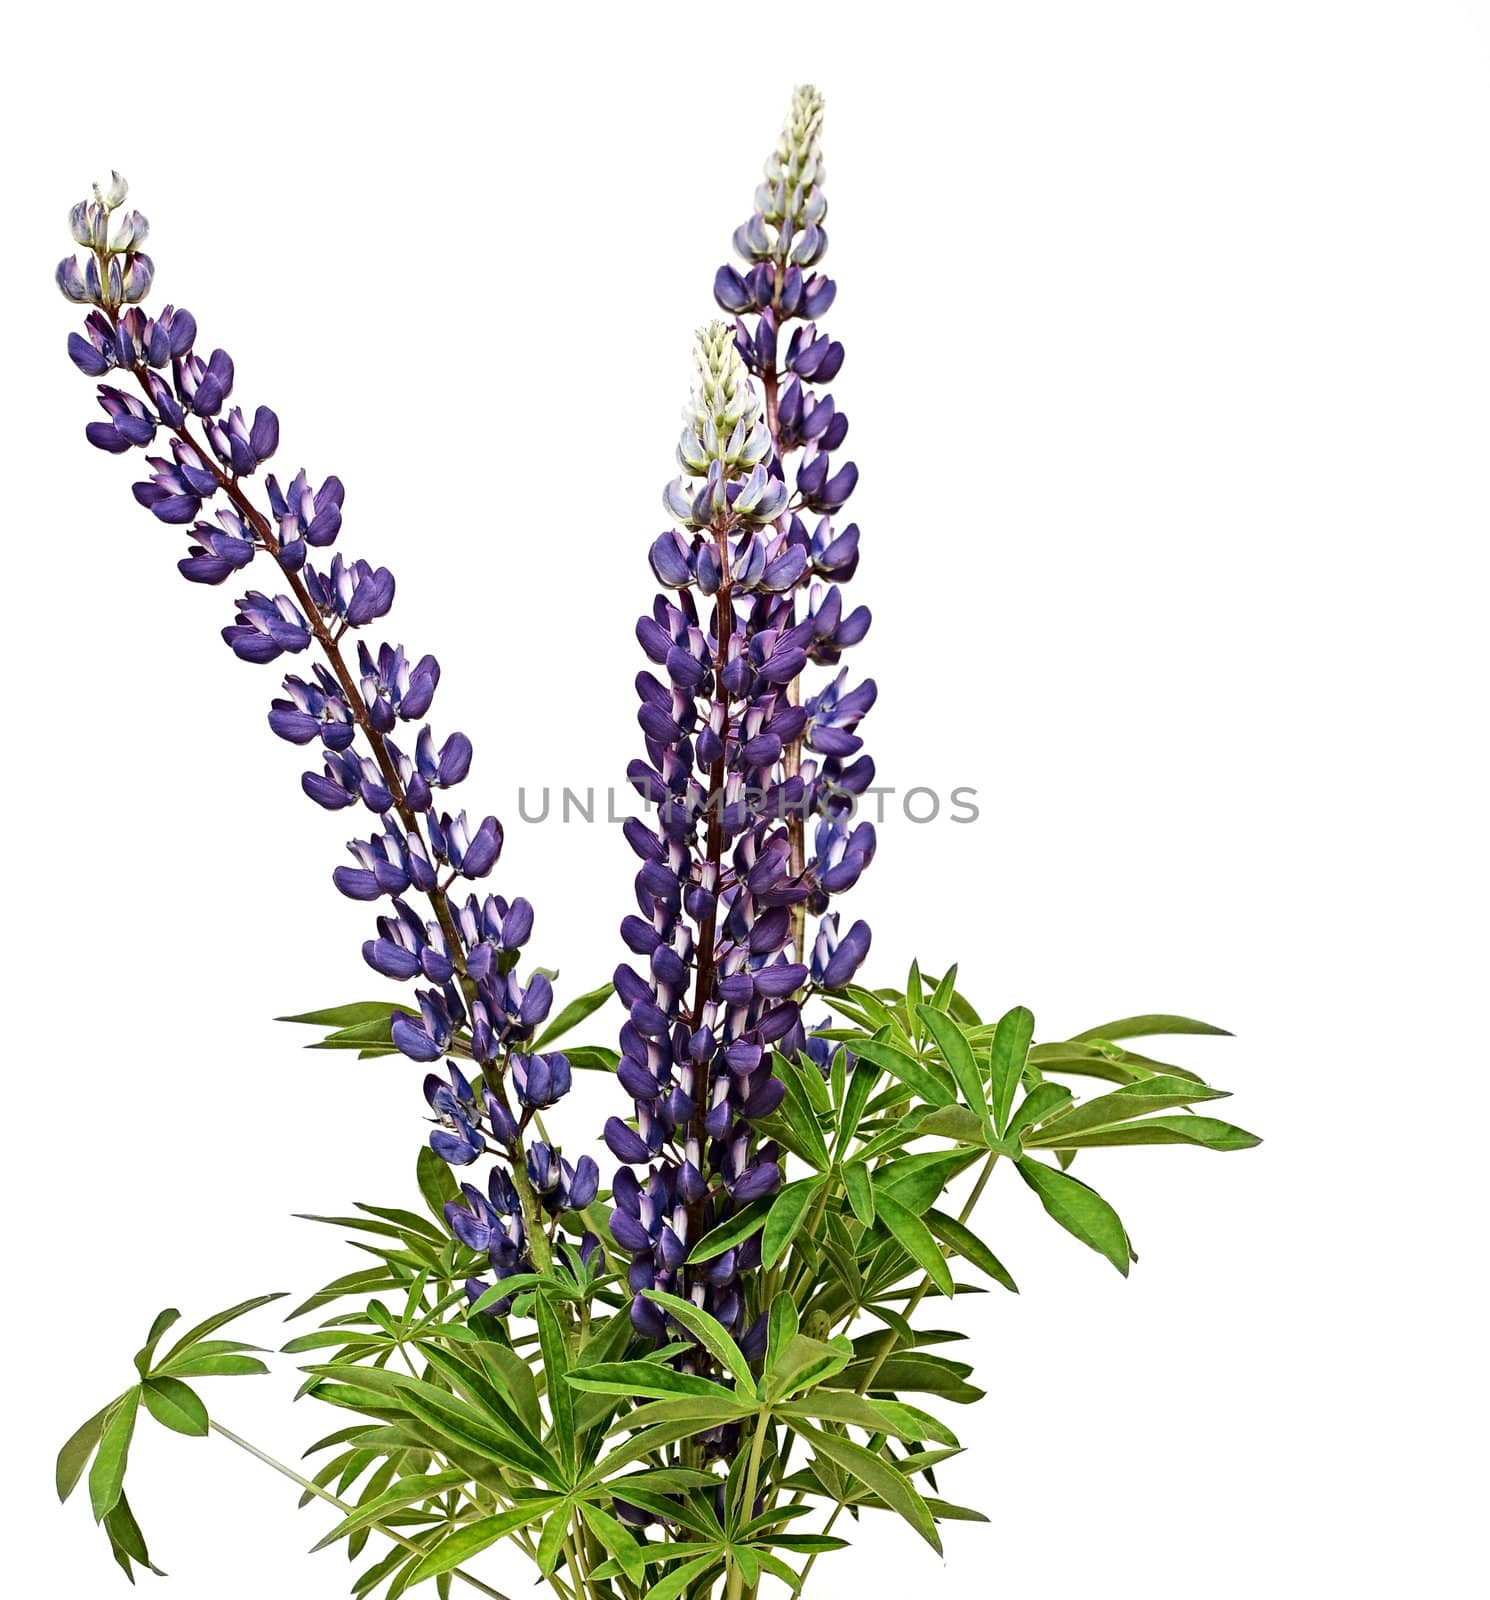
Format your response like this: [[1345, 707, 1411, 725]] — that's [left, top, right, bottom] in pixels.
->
[[641, 1290, 756, 1392], [1007, 1080, 1073, 1138], [1017, 1156, 1132, 1273], [140, 1377, 208, 1437], [1036, 1113, 1261, 1151], [533, 979, 615, 1048], [762, 1176, 826, 1269], [766, 1294, 799, 1373], [870, 1189, 955, 1297], [89, 1386, 139, 1522], [57, 1396, 124, 1503], [924, 1207, 1018, 1292], [915, 1004, 990, 1129], [1071, 1013, 1232, 1043], [988, 1005, 1036, 1136], [287, 1267, 404, 1321], [535, 1500, 570, 1574], [795, 1421, 942, 1551], [407, 1499, 562, 1585], [850, 1034, 956, 1106]]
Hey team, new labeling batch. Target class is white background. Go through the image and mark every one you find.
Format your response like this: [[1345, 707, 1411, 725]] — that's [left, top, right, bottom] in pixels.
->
[[3, 2, 1485, 1596]]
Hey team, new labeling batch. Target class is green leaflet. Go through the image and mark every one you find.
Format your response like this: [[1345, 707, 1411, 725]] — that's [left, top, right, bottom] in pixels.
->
[[140, 1377, 208, 1437], [641, 1290, 756, 1393], [761, 1176, 826, 1269], [533, 979, 615, 1048], [849, 1035, 957, 1107], [915, 1004, 991, 1129], [871, 1188, 955, 1297], [988, 1005, 1036, 1135], [795, 1421, 942, 1552], [1071, 1013, 1231, 1042], [923, 1207, 1018, 1292], [1017, 1157, 1132, 1273], [407, 1499, 562, 1584], [688, 1197, 772, 1263], [88, 1386, 139, 1523], [564, 1361, 724, 1400], [56, 1396, 123, 1504], [1034, 1113, 1261, 1151]]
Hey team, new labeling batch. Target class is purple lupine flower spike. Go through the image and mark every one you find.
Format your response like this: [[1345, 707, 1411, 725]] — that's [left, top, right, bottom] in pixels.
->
[[57, 173, 596, 1293], [607, 88, 876, 1362]]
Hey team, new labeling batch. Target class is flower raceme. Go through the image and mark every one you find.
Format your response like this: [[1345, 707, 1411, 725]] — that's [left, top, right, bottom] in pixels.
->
[[607, 86, 878, 1357], [55, 172, 589, 1298]]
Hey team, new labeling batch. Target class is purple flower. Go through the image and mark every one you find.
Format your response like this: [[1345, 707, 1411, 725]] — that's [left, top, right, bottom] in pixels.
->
[[608, 90, 876, 1349]]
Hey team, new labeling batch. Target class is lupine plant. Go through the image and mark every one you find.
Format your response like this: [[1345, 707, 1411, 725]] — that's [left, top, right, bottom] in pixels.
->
[[54, 89, 1259, 1600]]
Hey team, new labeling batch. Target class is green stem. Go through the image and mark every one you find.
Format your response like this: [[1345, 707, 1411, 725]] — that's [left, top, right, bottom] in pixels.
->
[[725, 1412, 772, 1600], [209, 1420, 512, 1600]]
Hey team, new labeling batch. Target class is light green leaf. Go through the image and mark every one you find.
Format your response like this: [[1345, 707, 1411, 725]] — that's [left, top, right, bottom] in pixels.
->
[[1037, 1114, 1261, 1151], [133, 1308, 181, 1378], [535, 1296, 574, 1467], [158, 1293, 287, 1367], [579, 1500, 647, 1588], [564, 1362, 724, 1401], [842, 1160, 875, 1225], [408, 1500, 561, 1584]]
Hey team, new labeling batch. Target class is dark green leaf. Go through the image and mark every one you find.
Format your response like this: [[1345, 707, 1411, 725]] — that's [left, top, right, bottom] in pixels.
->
[[416, 1145, 460, 1225], [133, 1308, 181, 1378], [535, 1296, 574, 1467], [407, 1500, 561, 1584], [1038, 1114, 1260, 1151], [842, 1160, 875, 1225], [158, 1293, 287, 1366], [564, 1362, 723, 1401]]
